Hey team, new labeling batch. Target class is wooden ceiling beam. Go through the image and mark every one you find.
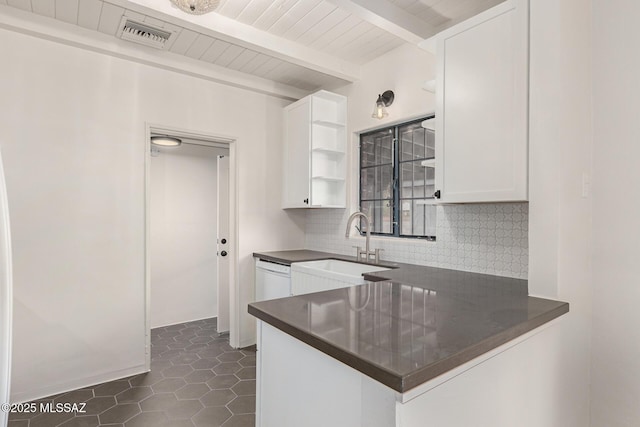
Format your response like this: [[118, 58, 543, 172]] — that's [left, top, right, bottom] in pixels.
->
[[324, 0, 436, 44], [111, 0, 361, 82], [0, 5, 309, 100]]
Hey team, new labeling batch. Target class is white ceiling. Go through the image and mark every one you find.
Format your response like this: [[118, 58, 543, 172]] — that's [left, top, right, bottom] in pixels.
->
[[0, 0, 505, 97], [214, 0, 406, 65]]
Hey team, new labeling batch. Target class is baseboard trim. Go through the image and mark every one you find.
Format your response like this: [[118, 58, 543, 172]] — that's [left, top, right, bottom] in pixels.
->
[[11, 364, 148, 404], [152, 315, 218, 330]]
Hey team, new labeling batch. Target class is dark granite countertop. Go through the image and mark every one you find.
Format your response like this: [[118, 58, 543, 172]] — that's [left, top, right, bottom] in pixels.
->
[[254, 249, 411, 273], [253, 249, 395, 267], [253, 249, 334, 264], [250, 250, 569, 393]]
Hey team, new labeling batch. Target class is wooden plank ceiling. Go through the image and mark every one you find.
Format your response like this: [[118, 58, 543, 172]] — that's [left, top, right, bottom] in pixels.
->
[[0, 0, 505, 94]]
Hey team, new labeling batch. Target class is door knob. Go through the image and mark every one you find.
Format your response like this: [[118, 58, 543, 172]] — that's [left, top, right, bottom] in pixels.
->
[[220, 251, 228, 257]]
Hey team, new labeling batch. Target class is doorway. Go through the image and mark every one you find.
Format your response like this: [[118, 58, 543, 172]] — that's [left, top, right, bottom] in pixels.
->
[[145, 124, 238, 370], [149, 141, 228, 328]]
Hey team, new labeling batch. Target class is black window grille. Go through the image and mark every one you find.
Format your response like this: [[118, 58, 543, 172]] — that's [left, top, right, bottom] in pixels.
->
[[359, 116, 436, 239]]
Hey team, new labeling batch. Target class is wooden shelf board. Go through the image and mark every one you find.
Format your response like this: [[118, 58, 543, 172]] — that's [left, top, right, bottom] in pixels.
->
[[312, 147, 345, 155], [312, 120, 346, 129], [312, 176, 345, 182]]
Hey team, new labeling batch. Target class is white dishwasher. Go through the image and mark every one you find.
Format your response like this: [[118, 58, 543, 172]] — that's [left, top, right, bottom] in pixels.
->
[[255, 259, 291, 301]]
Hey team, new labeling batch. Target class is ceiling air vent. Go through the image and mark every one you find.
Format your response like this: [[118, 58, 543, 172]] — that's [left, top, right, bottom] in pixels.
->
[[117, 18, 174, 50]]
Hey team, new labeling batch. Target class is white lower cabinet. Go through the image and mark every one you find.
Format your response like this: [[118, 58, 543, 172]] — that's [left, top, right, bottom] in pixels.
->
[[432, 0, 529, 203], [256, 322, 391, 427], [256, 318, 566, 427]]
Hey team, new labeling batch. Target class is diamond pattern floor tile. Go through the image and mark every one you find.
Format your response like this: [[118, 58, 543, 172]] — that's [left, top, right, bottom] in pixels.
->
[[8, 318, 256, 426]]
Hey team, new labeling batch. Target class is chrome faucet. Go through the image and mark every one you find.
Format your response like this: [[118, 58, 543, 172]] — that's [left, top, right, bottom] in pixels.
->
[[345, 212, 382, 263]]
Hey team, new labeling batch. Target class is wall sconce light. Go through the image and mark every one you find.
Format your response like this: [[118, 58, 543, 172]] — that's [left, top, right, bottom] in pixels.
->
[[372, 90, 394, 119], [151, 136, 182, 147]]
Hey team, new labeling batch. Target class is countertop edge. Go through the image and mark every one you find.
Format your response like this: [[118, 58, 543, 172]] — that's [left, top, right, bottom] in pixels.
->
[[253, 253, 295, 265], [253, 251, 340, 265], [249, 301, 569, 394], [401, 302, 570, 390]]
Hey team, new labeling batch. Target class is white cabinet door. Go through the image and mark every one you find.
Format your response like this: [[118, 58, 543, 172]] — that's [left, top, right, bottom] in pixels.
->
[[283, 98, 311, 208], [435, 0, 528, 203]]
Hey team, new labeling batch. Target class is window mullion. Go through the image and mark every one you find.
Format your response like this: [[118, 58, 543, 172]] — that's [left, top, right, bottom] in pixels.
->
[[393, 127, 400, 237]]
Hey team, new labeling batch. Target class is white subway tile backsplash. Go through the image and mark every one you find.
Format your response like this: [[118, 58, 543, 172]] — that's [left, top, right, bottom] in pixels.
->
[[304, 203, 528, 279]]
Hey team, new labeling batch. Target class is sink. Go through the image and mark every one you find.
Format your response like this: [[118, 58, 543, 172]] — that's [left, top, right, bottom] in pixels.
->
[[291, 259, 390, 295], [297, 259, 390, 277]]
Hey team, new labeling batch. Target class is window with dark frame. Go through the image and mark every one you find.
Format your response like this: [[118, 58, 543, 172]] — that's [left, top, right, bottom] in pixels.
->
[[359, 116, 436, 240]]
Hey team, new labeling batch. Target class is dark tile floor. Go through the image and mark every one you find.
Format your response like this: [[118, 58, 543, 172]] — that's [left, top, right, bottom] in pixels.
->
[[8, 318, 256, 427]]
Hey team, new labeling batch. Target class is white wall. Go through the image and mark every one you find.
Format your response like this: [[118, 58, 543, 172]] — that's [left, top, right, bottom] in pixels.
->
[[334, 43, 437, 133], [150, 143, 228, 328], [305, 42, 530, 280], [527, 0, 593, 425], [0, 27, 305, 402], [591, 1, 640, 425]]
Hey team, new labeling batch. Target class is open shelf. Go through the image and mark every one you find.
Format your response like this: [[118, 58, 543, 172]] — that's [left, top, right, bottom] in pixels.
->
[[313, 120, 345, 129], [312, 122, 345, 153], [283, 90, 347, 209], [312, 147, 345, 155], [312, 175, 345, 182], [311, 176, 346, 208]]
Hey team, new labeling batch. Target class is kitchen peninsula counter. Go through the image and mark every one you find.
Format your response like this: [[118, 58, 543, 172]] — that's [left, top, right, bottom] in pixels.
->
[[250, 251, 567, 392], [249, 250, 569, 427]]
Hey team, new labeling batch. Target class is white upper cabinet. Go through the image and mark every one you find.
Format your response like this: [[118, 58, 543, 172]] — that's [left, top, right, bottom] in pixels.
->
[[282, 91, 347, 209], [433, 0, 529, 203]]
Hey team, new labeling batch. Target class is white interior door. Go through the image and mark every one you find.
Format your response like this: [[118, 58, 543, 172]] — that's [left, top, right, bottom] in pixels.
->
[[216, 155, 230, 333], [0, 149, 13, 426]]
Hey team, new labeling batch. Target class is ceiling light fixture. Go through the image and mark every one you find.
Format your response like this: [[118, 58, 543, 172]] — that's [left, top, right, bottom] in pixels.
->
[[151, 136, 182, 147], [169, 0, 221, 15], [372, 90, 395, 120]]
